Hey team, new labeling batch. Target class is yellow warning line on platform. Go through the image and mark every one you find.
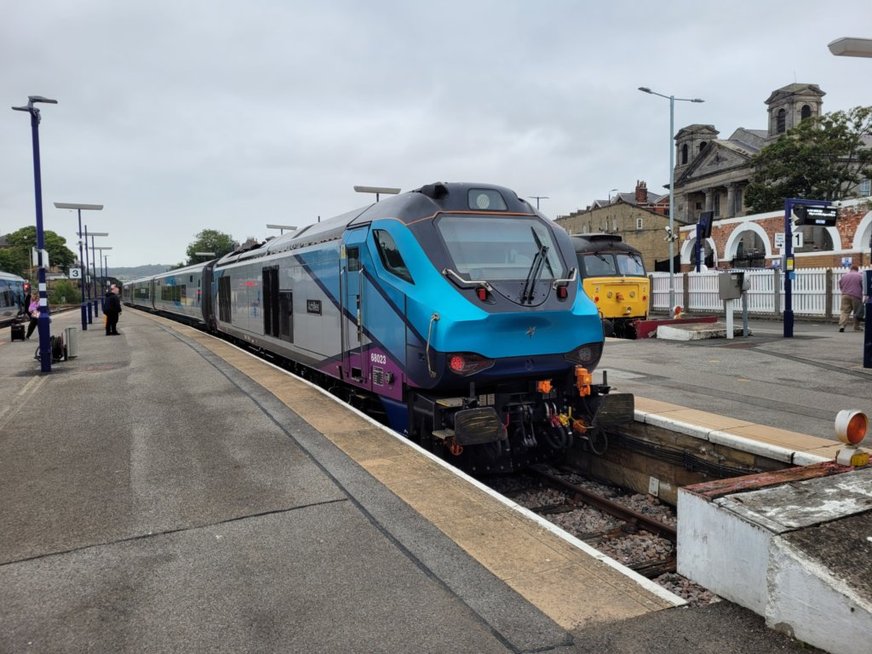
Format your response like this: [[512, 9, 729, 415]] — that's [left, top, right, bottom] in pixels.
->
[[143, 313, 676, 629]]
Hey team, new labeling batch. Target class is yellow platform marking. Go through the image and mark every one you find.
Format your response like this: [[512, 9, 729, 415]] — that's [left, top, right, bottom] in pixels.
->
[[142, 313, 673, 629]]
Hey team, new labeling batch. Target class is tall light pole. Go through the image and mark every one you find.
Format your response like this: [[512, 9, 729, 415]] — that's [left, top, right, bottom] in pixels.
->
[[639, 86, 704, 312], [354, 185, 400, 202], [529, 195, 549, 211], [54, 202, 103, 331], [12, 95, 58, 372], [608, 188, 618, 204], [86, 232, 109, 315], [829, 35, 872, 366], [94, 247, 112, 299]]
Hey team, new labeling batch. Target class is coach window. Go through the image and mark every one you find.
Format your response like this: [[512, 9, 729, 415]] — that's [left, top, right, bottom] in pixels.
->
[[373, 229, 413, 283]]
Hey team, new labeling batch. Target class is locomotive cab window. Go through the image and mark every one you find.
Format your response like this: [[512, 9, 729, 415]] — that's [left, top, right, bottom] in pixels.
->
[[373, 229, 413, 283], [437, 215, 565, 281], [616, 253, 645, 276]]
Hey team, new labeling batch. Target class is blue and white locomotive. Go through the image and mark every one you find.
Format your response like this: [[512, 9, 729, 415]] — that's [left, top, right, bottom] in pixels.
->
[[125, 183, 631, 472]]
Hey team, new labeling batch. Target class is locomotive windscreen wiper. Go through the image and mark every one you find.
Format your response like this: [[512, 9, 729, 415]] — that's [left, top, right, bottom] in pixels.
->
[[521, 227, 549, 304]]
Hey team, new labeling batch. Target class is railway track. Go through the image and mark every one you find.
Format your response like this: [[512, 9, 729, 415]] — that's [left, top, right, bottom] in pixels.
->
[[486, 465, 717, 605]]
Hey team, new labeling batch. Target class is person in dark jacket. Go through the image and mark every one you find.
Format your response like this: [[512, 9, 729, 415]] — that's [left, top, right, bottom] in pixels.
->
[[104, 284, 122, 335]]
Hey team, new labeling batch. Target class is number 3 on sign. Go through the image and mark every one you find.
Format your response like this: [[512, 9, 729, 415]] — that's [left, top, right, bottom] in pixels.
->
[[70, 268, 82, 279]]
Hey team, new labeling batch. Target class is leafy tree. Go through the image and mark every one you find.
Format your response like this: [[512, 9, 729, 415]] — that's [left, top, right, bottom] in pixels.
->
[[0, 246, 29, 277], [745, 106, 872, 212], [49, 279, 80, 305], [185, 229, 237, 265], [2, 226, 77, 274]]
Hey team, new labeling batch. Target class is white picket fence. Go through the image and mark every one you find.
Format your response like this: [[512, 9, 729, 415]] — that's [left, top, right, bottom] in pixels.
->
[[650, 268, 857, 318]]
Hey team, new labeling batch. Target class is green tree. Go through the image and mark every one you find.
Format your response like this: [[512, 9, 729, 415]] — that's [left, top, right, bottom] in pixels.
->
[[49, 279, 79, 305], [745, 106, 872, 213], [0, 246, 30, 277], [184, 229, 237, 265], [2, 226, 77, 274]]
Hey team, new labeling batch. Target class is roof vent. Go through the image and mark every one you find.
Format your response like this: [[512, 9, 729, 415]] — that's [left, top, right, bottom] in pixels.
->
[[416, 182, 449, 199]]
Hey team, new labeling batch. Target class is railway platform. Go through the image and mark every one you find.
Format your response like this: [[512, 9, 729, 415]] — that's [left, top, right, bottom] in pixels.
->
[[0, 309, 856, 653]]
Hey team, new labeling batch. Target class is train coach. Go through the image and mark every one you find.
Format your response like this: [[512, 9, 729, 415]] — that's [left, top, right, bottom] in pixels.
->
[[0, 271, 27, 320], [571, 233, 650, 338], [127, 182, 633, 473]]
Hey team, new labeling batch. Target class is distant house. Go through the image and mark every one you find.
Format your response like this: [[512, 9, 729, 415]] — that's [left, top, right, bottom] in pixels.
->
[[555, 181, 679, 271]]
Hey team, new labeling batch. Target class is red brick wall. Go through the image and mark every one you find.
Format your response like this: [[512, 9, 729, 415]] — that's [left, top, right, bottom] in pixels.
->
[[697, 205, 869, 270]]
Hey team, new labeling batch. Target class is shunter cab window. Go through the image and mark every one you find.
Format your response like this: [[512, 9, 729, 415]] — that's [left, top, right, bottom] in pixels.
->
[[373, 229, 413, 283], [580, 252, 646, 277]]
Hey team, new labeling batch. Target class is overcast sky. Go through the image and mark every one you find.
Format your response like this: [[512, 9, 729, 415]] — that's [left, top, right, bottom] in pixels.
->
[[2, 1, 870, 269]]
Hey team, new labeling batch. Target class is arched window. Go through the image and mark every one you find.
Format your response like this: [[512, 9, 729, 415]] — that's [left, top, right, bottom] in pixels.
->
[[699, 141, 707, 154], [777, 108, 786, 133], [801, 105, 812, 121], [681, 144, 689, 164]]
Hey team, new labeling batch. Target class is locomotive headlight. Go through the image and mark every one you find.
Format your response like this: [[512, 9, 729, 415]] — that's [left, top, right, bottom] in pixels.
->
[[447, 352, 495, 376], [564, 342, 603, 369]]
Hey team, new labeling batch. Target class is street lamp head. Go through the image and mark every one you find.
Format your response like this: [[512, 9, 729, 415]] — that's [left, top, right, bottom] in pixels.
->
[[354, 185, 401, 195], [690, 98, 705, 103], [12, 96, 58, 112], [828, 36, 872, 58], [638, 87, 652, 94], [54, 202, 104, 211]]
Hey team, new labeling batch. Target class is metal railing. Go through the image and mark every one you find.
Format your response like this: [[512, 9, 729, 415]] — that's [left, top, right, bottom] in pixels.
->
[[650, 268, 859, 319]]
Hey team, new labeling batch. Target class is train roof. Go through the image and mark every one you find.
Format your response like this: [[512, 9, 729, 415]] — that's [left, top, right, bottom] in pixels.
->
[[570, 233, 641, 255], [215, 182, 539, 266], [0, 271, 26, 282]]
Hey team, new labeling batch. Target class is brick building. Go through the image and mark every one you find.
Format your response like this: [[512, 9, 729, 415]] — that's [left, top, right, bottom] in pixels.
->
[[554, 181, 677, 271], [678, 199, 872, 270]]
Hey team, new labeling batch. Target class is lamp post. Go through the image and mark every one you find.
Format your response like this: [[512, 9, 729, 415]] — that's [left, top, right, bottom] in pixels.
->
[[86, 233, 108, 316], [94, 247, 112, 302], [12, 95, 57, 372], [829, 35, 872, 365], [353, 185, 400, 202], [639, 86, 704, 312], [529, 195, 549, 211], [54, 202, 103, 331], [608, 188, 618, 204]]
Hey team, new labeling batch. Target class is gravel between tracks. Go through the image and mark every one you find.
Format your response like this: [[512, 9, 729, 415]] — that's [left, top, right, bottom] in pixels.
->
[[487, 470, 719, 606]]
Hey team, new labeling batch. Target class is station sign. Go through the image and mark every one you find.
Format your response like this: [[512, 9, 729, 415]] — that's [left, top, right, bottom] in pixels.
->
[[793, 205, 838, 226], [775, 232, 803, 249]]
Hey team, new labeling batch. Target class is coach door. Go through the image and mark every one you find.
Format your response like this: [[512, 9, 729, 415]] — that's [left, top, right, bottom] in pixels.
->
[[340, 228, 372, 389]]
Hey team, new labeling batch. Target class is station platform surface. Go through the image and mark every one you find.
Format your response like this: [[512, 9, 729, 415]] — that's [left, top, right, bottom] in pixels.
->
[[600, 317, 872, 445], [0, 308, 836, 653]]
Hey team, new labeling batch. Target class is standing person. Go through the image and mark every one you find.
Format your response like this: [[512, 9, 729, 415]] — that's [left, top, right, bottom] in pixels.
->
[[838, 265, 864, 332], [24, 292, 39, 339], [104, 284, 122, 336]]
